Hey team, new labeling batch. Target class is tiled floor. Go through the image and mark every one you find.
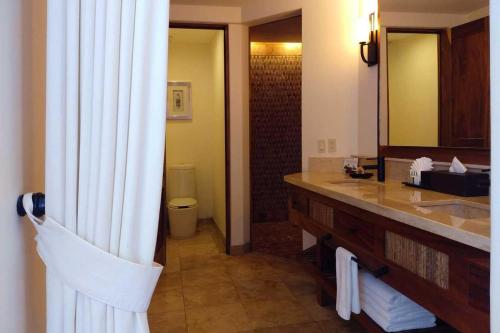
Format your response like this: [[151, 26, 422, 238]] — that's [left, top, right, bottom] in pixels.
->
[[148, 221, 366, 333]]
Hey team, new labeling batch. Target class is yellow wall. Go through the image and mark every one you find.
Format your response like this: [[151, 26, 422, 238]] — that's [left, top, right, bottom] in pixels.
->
[[211, 31, 227, 236], [167, 30, 225, 228], [388, 33, 439, 146]]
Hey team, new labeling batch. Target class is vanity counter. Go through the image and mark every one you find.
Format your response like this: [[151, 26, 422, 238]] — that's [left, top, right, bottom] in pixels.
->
[[284, 172, 490, 252]]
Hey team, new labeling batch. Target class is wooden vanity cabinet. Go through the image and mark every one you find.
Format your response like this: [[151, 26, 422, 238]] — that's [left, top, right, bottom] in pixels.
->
[[288, 185, 490, 333]]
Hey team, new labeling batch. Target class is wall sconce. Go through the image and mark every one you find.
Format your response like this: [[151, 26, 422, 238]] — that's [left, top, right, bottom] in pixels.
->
[[359, 12, 378, 66]]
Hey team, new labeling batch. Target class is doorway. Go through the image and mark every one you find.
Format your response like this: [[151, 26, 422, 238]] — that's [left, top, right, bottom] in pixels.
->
[[155, 24, 231, 266], [249, 16, 303, 257]]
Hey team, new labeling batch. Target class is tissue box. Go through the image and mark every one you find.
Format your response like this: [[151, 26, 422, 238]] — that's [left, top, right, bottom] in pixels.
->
[[420, 171, 490, 197]]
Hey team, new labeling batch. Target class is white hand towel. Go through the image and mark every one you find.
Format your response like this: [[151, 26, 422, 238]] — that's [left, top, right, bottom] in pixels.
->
[[336, 247, 361, 320]]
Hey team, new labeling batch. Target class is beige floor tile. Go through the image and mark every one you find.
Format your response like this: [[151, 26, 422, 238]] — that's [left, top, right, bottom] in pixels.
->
[[226, 262, 280, 282], [168, 232, 215, 248], [265, 256, 305, 275], [178, 243, 220, 258], [180, 253, 228, 271], [183, 282, 240, 309], [279, 271, 317, 296], [149, 310, 187, 333], [253, 322, 324, 333], [225, 252, 271, 267], [165, 254, 181, 273], [149, 289, 185, 314], [186, 303, 253, 333], [235, 279, 295, 303], [317, 318, 367, 333], [155, 272, 182, 293], [297, 294, 337, 321], [243, 299, 312, 329], [181, 266, 232, 287]]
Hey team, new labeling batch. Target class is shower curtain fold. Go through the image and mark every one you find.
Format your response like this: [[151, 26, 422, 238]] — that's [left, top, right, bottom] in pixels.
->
[[44, 1, 169, 332]]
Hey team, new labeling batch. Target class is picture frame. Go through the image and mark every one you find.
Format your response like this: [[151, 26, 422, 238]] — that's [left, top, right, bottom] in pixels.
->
[[167, 81, 192, 120]]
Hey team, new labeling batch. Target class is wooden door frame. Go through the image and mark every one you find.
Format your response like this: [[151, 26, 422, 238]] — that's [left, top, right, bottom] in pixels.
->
[[168, 22, 232, 254]]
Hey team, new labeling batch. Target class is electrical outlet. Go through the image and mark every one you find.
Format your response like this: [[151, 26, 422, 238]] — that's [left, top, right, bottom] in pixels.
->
[[317, 139, 326, 153], [328, 138, 337, 153]]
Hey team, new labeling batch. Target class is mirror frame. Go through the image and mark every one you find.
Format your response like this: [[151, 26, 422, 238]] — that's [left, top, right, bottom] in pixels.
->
[[377, 7, 491, 166]]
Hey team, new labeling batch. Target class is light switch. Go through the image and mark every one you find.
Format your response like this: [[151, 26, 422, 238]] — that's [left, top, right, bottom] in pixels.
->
[[328, 138, 337, 153], [317, 139, 326, 153]]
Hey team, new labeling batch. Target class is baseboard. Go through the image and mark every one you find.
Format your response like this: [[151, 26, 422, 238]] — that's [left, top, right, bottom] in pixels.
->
[[230, 242, 251, 256], [211, 221, 226, 253]]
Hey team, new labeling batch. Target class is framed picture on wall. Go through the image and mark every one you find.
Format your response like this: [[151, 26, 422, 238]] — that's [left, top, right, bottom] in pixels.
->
[[167, 81, 192, 120]]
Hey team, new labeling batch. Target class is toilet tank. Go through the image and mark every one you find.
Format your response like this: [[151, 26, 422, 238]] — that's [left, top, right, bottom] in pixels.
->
[[167, 164, 196, 200]]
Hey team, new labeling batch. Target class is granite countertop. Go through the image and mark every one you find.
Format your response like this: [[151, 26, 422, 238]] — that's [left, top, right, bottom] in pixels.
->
[[284, 172, 490, 252]]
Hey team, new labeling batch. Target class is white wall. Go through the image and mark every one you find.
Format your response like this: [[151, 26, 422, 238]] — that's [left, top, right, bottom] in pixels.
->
[[380, 8, 489, 29], [170, 4, 241, 24], [211, 31, 227, 236], [0, 0, 46, 331], [228, 23, 250, 247], [490, 1, 499, 331]]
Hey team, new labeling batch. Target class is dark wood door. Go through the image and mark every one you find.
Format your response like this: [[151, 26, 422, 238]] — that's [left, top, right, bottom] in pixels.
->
[[449, 17, 490, 148]]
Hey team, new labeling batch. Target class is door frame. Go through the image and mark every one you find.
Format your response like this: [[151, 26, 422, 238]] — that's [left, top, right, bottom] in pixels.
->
[[168, 22, 232, 254]]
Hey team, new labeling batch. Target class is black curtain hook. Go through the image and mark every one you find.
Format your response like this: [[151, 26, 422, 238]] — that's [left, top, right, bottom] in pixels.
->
[[17, 192, 45, 217]]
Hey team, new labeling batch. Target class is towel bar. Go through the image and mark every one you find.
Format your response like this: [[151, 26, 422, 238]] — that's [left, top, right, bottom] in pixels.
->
[[321, 238, 390, 278], [17, 192, 45, 217], [351, 257, 389, 278]]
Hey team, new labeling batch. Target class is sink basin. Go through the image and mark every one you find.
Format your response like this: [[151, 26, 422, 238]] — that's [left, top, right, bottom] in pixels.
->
[[413, 200, 490, 219]]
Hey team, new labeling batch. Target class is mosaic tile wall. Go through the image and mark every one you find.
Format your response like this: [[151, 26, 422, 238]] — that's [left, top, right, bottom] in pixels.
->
[[250, 53, 302, 224]]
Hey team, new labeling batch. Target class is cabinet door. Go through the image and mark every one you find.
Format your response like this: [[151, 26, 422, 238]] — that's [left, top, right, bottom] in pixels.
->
[[449, 17, 490, 148]]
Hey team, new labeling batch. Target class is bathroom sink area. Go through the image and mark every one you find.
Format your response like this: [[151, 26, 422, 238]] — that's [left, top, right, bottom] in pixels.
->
[[328, 179, 380, 187], [413, 200, 490, 220]]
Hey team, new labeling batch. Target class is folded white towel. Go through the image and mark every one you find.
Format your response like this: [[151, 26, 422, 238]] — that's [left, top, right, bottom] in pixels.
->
[[362, 300, 436, 332], [360, 291, 435, 324], [359, 270, 409, 306], [335, 247, 361, 320], [360, 289, 432, 317], [358, 271, 436, 332]]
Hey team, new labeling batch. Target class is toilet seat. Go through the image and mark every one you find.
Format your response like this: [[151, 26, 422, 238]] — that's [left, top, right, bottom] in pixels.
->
[[168, 197, 197, 209]]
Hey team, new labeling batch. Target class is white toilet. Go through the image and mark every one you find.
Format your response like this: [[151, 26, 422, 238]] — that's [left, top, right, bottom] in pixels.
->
[[167, 164, 198, 239]]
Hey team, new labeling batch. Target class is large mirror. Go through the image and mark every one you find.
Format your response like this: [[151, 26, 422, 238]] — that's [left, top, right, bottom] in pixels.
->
[[378, 0, 490, 149]]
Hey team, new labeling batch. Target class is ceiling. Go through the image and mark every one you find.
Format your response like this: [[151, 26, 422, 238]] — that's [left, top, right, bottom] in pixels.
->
[[170, 0, 247, 7], [169, 28, 220, 43], [379, 0, 488, 14]]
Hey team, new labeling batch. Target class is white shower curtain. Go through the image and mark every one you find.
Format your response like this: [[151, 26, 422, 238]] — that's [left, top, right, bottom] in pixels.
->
[[43, 1, 169, 332]]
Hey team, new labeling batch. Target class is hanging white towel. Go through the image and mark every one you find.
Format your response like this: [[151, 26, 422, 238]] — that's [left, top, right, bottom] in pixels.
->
[[22, 194, 163, 313], [336, 247, 361, 320]]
